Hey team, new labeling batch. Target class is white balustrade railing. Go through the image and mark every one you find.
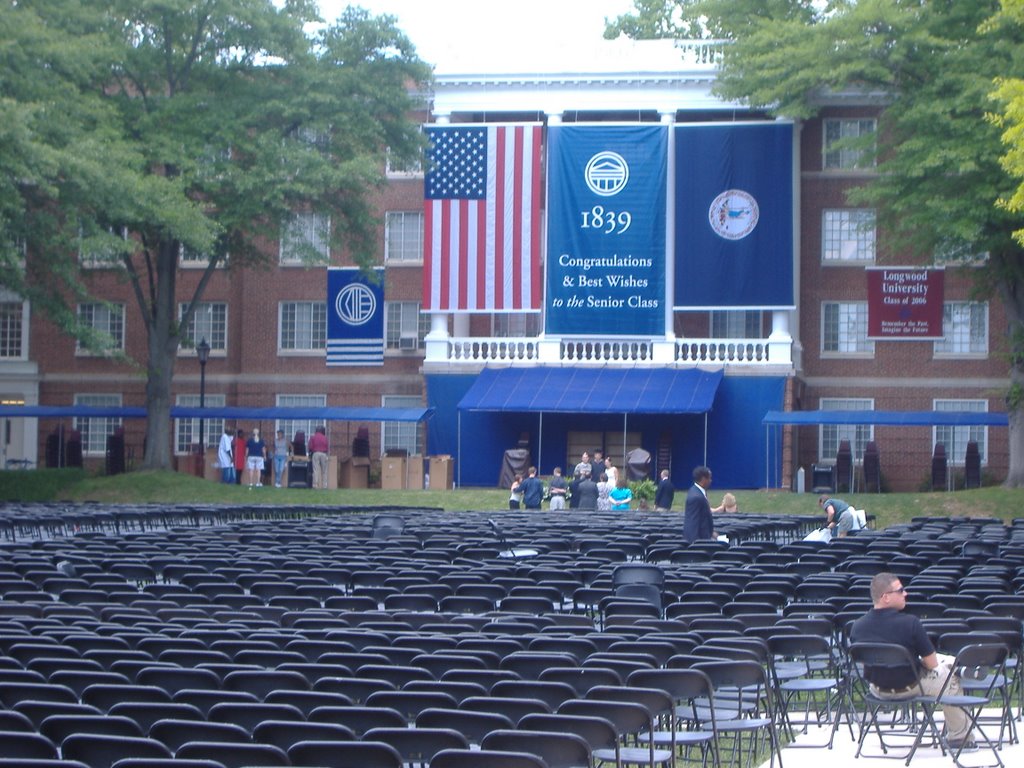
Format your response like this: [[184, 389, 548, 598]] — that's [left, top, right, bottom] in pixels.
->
[[676, 338, 770, 364], [448, 337, 538, 362], [440, 335, 789, 367]]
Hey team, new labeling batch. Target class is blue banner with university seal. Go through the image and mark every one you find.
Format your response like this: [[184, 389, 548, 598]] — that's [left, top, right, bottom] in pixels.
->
[[674, 122, 794, 309], [545, 125, 667, 336], [327, 267, 384, 366]]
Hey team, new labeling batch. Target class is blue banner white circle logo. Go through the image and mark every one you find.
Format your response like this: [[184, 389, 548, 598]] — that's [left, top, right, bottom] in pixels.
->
[[708, 189, 759, 240], [335, 283, 377, 326], [584, 151, 629, 197]]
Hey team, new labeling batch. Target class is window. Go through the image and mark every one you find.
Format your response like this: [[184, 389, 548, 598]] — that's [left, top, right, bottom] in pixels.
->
[[934, 302, 987, 356], [276, 394, 326, 446], [383, 394, 423, 456], [385, 211, 424, 263], [179, 302, 227, 353], [822, 302, 873, 355], [79, 225, 128, 269], [280, 212, 330, 265], [175, 394, 226, 455], [819, 398, 874, 462], [934, 399, 987, 466], [710, 310, 762, 339], [73, 393, 121, 455], [0, 300, 26, 359], [179, 242, 227, 269], [823, 118, 876, 170], [386, 301, 429, 350], [77, 303, 125, 354], [493, 313, 541, 338], [822, 209, 876, 262], [386, 146, 424, 177], [280, 301, 327, 352]]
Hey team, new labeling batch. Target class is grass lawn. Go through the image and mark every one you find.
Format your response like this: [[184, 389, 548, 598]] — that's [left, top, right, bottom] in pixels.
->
[[1, 468, 1022, 529]]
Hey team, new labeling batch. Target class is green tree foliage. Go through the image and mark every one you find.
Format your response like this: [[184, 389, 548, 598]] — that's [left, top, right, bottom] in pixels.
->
[[611, 0, 1024, 486], [0, 0, 429, 469], [993, 0, 1024, 247]]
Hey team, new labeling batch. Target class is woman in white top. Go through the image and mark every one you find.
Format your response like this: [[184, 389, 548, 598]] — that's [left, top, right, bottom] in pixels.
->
[[603, 457, 618, 486]]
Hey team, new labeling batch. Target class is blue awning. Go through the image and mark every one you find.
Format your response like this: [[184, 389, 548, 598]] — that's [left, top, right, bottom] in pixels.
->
[[457, 367, 723, 414], [0, 405, 433, 423], [762, 410, 1008, 426]]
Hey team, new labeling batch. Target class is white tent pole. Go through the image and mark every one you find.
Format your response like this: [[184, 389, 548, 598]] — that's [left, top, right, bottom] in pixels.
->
[[703, 412, 708, 466], [457, 410, 461, 489], [538, 412, 543, 473]]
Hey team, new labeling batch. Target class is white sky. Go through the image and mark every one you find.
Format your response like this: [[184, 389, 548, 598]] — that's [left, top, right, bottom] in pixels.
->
[[316, 0, 639, 68]]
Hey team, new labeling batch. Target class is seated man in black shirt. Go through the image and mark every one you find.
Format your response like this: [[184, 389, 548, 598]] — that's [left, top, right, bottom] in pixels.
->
[[849, 572, 972, 748]]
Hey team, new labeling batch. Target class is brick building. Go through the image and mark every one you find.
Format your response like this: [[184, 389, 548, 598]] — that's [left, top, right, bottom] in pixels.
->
[[0, 38, 1008, 491]]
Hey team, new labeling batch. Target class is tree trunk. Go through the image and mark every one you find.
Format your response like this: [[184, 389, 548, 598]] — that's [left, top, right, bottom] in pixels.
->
[[1006, 362, 1024, 487], [141, 240, 181, 470]]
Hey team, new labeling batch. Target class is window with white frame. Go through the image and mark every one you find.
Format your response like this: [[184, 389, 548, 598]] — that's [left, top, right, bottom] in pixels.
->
[[385, 301, 429, 350], [77, 303, 125, 354], [0, 300, 26, 359], [178, 302, 227, 353], [823, 118, 876, 170], [382, 394, 423, 456], [934, 399, 987, 465], [822, 302, 873, 355], [385, 146, 424, 177], [280, 301, 327, 352], [385, 211, 424, 263], [934, 302, 987, 356], [174, 394, 226, 455], [280, 212, 330, 265], [276, 394, 327, 447], [493, 313, 541, 338], [179, 242, 227, 269], [710, 310, 762, 339], [79, 225, 128, 269], [822, 209, 876, 262], [74, 393, 122, 455], [819, 398, 874, 462]]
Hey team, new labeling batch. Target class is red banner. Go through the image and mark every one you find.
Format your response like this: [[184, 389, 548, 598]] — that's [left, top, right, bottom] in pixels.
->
[[867, 267, 944, 339]]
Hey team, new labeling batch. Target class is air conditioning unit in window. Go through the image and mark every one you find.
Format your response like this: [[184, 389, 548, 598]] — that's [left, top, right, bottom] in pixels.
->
[[398, 335, 418, 351]]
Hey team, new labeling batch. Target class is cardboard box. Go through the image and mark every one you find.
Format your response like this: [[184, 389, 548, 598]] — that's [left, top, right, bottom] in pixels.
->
[[429, 455, 455, 490], [381, 456, 407, 490], [339, 456, 370, 489], [406, 454, 424, 490]]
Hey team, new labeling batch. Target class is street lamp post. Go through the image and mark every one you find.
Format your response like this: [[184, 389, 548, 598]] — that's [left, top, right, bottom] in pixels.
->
[[196, 337, 210, 477]]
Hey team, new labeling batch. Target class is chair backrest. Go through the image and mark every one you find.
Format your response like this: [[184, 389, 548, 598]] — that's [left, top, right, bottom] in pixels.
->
[[612, 563, 665, 589], [289, 739, 403, 768], [149, 718, 250, 751], [482, 729, 592, 768], [848, 642, 925, 695], [415, 707, 515, 747], [253, 719, 356, 752], [363, 726, 470, 764], [175, 740, 290, 766], [429, 748, 548, 768], [60, 733, 173, 768]]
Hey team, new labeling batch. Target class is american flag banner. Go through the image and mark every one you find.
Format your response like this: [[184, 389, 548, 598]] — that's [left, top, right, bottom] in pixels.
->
[[423, 123, 542, 312]]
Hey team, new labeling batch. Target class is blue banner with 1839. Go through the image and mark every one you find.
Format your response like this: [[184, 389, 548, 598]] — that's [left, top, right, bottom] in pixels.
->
[[545, 125, 667, 336]]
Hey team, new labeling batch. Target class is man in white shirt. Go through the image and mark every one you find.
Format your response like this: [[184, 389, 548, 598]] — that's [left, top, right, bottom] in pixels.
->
[[217, 426, 235, 484]]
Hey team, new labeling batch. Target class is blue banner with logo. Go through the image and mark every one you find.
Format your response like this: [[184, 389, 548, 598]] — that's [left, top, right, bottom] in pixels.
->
[[546, 125, 667, 336], [674, 123, 794, 309], [327, 267, 384, 366]]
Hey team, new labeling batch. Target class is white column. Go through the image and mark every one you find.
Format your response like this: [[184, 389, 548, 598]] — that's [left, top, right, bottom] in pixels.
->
[[653, 110, 677, 364], [768, 309, 793, 365], [423, 113, 453, 363]]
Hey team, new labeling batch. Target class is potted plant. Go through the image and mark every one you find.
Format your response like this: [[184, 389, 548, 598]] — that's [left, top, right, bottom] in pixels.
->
[[630, 478, 657, 511]]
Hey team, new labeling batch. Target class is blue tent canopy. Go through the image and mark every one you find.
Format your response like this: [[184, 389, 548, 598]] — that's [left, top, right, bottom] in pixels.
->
[[458, 367, 724, 414], [762, 410, 1007, 426]]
